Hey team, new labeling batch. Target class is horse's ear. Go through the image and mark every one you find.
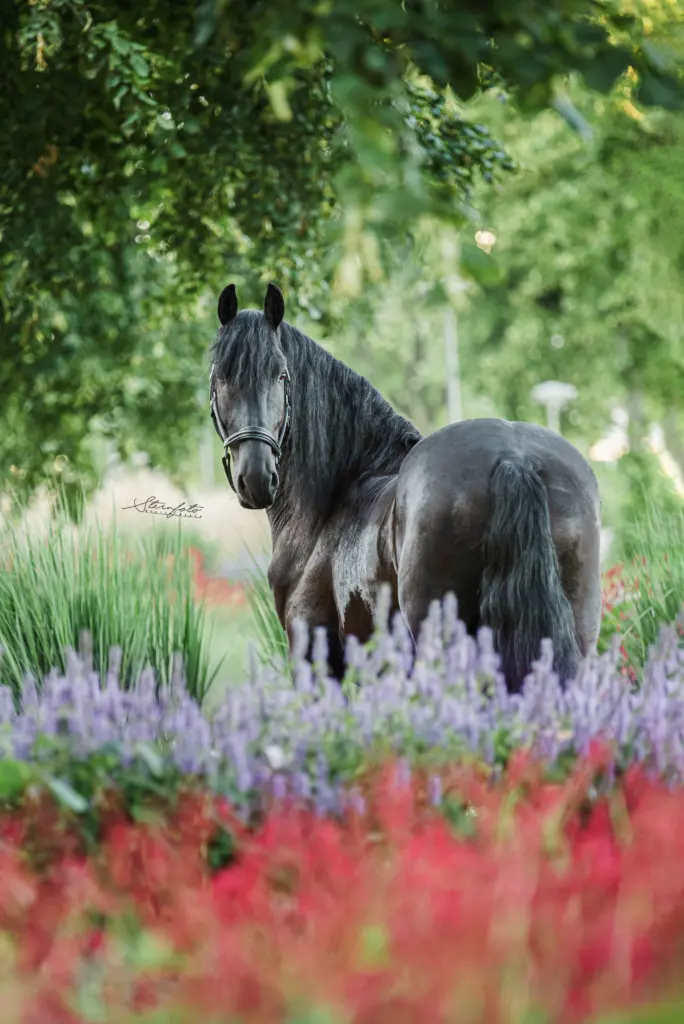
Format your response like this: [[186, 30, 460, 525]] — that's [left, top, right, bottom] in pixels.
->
[[218, 284, 238, 326], [264, 283, 284, 331]]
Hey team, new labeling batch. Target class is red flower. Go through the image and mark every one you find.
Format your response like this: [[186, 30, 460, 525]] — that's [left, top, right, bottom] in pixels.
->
[[2, 759, 684, 1020]]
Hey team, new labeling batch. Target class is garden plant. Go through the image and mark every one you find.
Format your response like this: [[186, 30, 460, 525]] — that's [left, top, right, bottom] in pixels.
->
[[0, 509, 681, 1020]]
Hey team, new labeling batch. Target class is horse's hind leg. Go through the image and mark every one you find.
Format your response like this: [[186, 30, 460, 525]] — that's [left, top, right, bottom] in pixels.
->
[[398, 570, 482, 645], [395, 518, 483, 645], [555, 518, 602, 659]]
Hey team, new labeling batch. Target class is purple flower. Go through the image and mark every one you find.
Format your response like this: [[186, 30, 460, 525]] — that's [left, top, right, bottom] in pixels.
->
[[2, 599, 684, 817]]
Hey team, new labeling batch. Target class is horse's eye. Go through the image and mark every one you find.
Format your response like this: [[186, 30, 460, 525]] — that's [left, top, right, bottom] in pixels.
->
[[279, 372, 287, 382]]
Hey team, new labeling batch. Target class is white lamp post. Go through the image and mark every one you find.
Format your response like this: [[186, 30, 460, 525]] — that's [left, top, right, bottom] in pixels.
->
[[443, 277, 471, 424], [530, 380, 578, 435]]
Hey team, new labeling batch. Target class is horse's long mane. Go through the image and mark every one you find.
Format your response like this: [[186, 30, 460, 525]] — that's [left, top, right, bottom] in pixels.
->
[[210, 310, 422, 527]]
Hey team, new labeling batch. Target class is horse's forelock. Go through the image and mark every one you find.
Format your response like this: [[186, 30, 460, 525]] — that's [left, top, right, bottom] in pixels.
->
[[211, 309, 283, 387]]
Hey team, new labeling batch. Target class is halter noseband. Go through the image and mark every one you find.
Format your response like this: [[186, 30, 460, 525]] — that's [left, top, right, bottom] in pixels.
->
[[209, 363, 292, 494]]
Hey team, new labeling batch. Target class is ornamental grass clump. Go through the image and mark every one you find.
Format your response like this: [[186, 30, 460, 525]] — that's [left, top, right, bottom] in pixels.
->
[[603, 506, 684, 673], [244, 547, 290, 672], [0, 505, 221, 705]]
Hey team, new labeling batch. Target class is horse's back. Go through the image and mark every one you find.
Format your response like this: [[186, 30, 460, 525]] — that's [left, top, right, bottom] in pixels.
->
[[398, 417, 596, 498], [395, 419, 598, 539]]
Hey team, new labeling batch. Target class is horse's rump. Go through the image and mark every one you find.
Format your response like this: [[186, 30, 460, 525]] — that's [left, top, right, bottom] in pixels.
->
[[393, 420, 601, 690]]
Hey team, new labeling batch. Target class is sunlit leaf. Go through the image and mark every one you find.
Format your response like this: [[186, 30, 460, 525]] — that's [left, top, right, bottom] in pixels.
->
[[459, 239, 502, 286], [47, 777, 89, 814]]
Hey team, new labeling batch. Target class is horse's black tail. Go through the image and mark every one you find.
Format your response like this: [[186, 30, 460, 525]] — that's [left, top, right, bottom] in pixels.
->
[[479, 455, 580, 691]]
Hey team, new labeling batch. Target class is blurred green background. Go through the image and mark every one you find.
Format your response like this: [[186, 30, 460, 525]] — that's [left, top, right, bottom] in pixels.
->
[[2, 0, 684, 697]]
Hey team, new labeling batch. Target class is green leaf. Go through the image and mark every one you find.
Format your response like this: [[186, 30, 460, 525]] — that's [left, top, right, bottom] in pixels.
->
[[572, 24, 609, 48], [602, 999, 684, 1023], [357, 924, 390, 968], [207, 825, 238, 871], [130, 54, 149, 79], [442, 794, 478, 838], [266, 80, 293, 122], [130, 804, 166, 826], [285, 1008, 346, 1024], [156, 113, 176, 131], [411, 41, 449, 86], [610, 15, 637, 31], [577, 47, 632, 94], [110, 33, 132, 57], [0, 759, 30, 801], [134, 741, 164, 777], [636, 71, 684, 111], [127, 930, 174, 970], [459, 239, 502, 286], [47, 778, 89, 814]]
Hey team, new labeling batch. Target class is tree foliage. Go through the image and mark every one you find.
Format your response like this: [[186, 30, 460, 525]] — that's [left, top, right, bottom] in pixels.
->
[[453, 3, 684, 524], [1, 0, 682, 501]]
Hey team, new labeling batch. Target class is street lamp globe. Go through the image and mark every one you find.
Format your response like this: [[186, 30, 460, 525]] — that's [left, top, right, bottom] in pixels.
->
[[530, 380, 578, 435]]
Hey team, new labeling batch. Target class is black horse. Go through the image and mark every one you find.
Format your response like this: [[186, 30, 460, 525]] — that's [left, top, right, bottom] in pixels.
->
[[209, 283, 602, 691]]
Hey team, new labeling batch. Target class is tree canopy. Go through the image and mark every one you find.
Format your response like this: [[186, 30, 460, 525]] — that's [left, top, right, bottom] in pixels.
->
[[1, 0, 683, 502], [453, 0, 684, 525]]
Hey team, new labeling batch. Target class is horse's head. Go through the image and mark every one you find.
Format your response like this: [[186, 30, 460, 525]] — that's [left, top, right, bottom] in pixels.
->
[[210, 283, 291, 510]]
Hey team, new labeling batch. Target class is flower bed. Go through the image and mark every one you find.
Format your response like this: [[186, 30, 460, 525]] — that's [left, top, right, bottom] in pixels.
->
[[5, 594, 684, 820], [1, 753, 684, 1022], [0, 593, 684, 1021]]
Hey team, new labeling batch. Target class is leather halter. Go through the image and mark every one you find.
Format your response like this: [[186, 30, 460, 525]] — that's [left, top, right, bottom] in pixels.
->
[[209, 364, 291, 494]]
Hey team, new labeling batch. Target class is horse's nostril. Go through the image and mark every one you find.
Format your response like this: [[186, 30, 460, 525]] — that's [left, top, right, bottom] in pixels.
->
[[237, 469, 275, 507]]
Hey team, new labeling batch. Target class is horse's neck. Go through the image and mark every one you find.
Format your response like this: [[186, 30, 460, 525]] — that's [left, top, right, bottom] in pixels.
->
[[266, 338, 418, 575], [267, 503, 316, 567], [267, 469, 401, 592], [266, 484, 333, 577]]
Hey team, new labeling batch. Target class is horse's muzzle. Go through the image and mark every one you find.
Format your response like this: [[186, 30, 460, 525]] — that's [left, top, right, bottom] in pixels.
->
[[236, 465, 279, 509]]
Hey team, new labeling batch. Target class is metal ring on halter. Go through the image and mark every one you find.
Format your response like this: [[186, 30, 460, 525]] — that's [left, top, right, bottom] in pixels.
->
[[209, 364, 292, 495]]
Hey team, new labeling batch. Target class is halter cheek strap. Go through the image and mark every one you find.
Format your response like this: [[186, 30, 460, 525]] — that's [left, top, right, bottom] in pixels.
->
[[209, 364, 292, 494]]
